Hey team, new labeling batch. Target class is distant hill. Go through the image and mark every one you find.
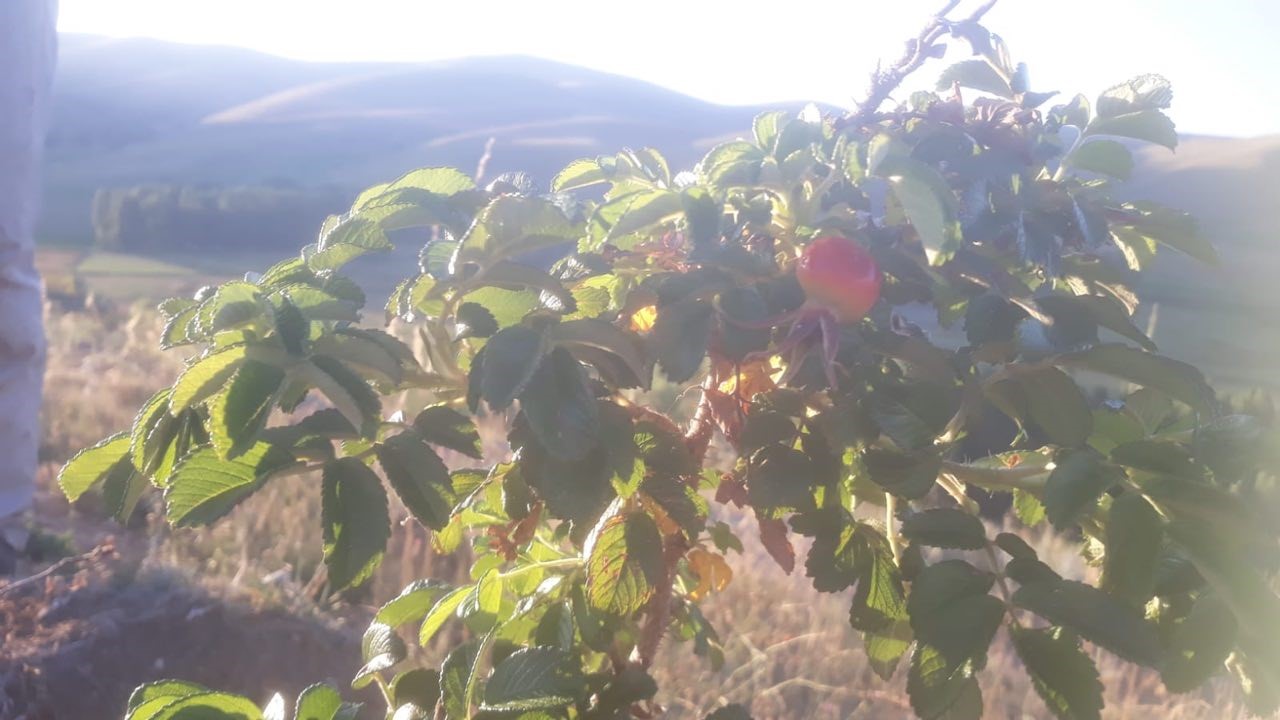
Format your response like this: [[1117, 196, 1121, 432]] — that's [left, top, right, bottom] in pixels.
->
[[39, 35, 1280, 391], [42, 35, 774, 244], [1123, 136, 1280, 391]]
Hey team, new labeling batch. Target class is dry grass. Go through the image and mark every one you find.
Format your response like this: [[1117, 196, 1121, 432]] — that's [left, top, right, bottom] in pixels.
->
[[36, 301, 1260, 719], [650, 510, 1248, 719]]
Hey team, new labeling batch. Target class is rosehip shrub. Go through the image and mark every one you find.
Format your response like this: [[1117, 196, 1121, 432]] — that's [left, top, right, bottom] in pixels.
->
[[57, 14, 1280, 720]]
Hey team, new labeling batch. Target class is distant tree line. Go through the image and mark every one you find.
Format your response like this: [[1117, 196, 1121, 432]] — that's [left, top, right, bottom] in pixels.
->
[[90, 183, 349, 252]]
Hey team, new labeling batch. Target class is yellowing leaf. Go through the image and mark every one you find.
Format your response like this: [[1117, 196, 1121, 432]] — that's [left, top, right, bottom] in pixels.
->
[[688, 548, 733, 600], [717, 359, 776, 400], [629, 305, 658, 333]]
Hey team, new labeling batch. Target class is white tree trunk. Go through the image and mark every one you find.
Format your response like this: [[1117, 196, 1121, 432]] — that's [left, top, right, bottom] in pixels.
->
[[0, 1, 57, 518]]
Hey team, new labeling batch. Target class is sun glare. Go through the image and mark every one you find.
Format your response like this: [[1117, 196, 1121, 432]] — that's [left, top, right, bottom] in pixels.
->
[[56, 0, 1280, 136]]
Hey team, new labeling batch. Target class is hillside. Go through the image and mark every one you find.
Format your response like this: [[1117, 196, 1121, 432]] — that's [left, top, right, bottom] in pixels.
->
[[43, 35, 769, 244], [1124, 136, 1280, 391]]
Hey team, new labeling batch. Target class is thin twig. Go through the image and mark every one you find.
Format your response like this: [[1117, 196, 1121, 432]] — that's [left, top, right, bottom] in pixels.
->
[[0, 543, 114, 598], [840, 0, 1000, 129], [684, 374, 718, 464], [940, 460, 1049, 493], [473, 136, 497, 185], [885, 492, 902, 564]]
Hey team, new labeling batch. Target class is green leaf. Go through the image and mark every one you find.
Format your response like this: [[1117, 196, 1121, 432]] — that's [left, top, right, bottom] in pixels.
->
[[849, 530, 910, 649], [472, 261, 575, 314], [438, 639, 480, 720], [773, 105, 823, 160], [165, 443, 299, 527], [171, 345, 248, 413], [454, 302, 498, 339], [612, 191, 684, 243], [1043, 449, 1123, 529], [377, 432, 455, 530], [272, 284, 359, 323], [312, 329, 409, 387], [468, 568, 505, 628], [1102, 493, 1163, 607], [161, 303, 201, 348], [209, 360, 287, 459], [1011, 626, 1104, 720], [585, 508, 664, 616], [1035, 294, 1156, 352], [519, 428, 618, 525], [518, 347, 601, 461], [100, 460, 148, 523], [746, 444, 817, 511], [985, 365, 1093, 448], [698, 141, 765, 188], [463, 286, 543, 328], [650, 298, 713, 383], [377, 579, 454, 628], [1053, 344, 1215, 414], [803, 518, 864, 593], [294, 683, 344, 720], [753, 110, 790, 151], [878, 157, 961, 265], [456, 195, 578, 266], [549, 318, 651, 390], [901, 509, 987, 550], [994, 532, 1038, 560], [391, 669, 441, 712], [717, 286, 771, 363], [1051, 94, 1092, 128], [1085, 110, 1177, 150], [412, 405, 482, 459], [552, 158, 609, 192], [936, 59, 1013, 97], [1097, 74, 1173, 118], [307, 355, 382, 437], [907, 560, 1003, 671], [1012, 579, 1164, 666], [127, 680, 208, 712], [58, 432, 131, 502], [1065, 139, 1133, 180], [353, 622, 407, 689], [420, 586, 471, 646], [1013, 488, 1046, 527], [869, 381, 957, 451], [130, 388, 178, 478], [906, 644, 983, 720], [1162, 592, 1238, 692], [1166, 523, 1280, 700], [355, 167, 475, 208], [480, 646, 586, 713], [1146, 475, 1268, 552], [321, 458, 391, 590], [134, 691, 263, 720], [1120, 201, 1218, 265], [861, 448, 940, 500], [479, 325, 548, 411], [195, 281, 264, 335], [307, 218, 392, 272]]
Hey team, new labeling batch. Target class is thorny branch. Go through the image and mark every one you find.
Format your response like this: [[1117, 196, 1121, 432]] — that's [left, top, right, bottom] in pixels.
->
[[839, 0, 999, 130]]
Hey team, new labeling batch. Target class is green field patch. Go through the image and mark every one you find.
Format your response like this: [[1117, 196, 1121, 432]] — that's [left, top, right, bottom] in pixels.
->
[[76, 252, 199, 277]]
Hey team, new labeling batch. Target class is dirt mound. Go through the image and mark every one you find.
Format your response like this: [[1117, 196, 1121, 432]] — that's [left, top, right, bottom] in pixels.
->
[[0, 547, 372, 720]]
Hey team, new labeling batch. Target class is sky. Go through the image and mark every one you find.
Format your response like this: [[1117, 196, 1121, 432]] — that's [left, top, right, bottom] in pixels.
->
[[57, 0, 1280, 138]]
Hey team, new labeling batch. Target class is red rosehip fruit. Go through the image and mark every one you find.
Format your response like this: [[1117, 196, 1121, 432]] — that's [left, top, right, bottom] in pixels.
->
[[796, 235, 882, 323]]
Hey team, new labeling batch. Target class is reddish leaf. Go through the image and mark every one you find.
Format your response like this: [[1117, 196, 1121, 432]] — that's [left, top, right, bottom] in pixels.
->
[[715, 475, 748, 508], [757, 515, 795, 574], [703, 387, 744, 446]]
